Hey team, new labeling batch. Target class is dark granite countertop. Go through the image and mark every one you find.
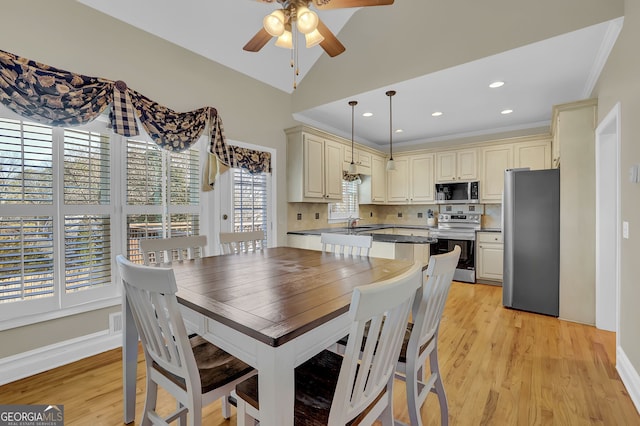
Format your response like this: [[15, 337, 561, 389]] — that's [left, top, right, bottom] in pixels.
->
[[287, 224, 437, 244]]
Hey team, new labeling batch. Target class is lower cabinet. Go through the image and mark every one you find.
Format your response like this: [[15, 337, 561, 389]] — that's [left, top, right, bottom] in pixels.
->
[[476, 232, 503, 283]]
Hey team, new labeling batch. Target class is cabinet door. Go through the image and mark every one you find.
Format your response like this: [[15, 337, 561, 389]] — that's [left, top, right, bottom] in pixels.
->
[[435, 151, 457, 182], [386, 157, 409, 203], [410, 154, 434, 202], [477, 243, 504, 280], [457, 149, 478, 180], [370, 154, 387, 202], [514, 140, 551, 170], [303, 134, 325, 199], [357, 150, 372, 171], [324, 139, 343, 200], [481, 145, 512, 201]]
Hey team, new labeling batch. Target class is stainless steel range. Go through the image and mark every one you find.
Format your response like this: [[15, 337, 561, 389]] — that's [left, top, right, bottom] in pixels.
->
[[430, 204, 482, 283]]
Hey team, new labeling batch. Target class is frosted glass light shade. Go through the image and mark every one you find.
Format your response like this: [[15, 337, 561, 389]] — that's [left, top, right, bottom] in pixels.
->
[[386, 159, 396, 171], [263, 10, 285, 36], [305, 29, 324, 48], [348, 162, 357, 174], [296, 7, 318, 34], [275, 30, 293, 49]]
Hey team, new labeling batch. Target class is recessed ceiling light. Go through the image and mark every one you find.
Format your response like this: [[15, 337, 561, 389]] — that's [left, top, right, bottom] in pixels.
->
[[362, 112, 373, 117], [501, 109, 513, 115], [431, 111, 443, 117], [395, 129, 403, 133], [489, 81, 505, 88]]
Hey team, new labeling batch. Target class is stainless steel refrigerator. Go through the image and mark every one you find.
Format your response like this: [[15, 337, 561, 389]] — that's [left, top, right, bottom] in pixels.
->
[[502, 168, 559, 316]]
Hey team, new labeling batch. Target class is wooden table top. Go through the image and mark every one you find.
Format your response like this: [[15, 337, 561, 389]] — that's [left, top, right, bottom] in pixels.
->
[[171, 247, 414, 347]]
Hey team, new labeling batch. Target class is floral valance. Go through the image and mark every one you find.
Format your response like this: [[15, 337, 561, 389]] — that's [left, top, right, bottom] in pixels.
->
[[343, 170, 361, 182], [0, 49, 271, 182]]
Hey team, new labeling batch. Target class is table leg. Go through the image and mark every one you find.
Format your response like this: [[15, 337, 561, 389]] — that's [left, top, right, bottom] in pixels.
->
[[256, 344, 295, 426], [123, 295, 138, 424]]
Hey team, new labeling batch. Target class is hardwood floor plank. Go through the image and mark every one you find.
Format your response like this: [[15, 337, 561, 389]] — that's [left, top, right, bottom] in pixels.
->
[[1, 282, 638, 425]]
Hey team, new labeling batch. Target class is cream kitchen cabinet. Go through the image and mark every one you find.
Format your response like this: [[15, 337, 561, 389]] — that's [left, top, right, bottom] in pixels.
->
[[386, 153, 435, 204], [514, 139, 552, 170], [359, 153, 387, 204], [480, 144, 512, 202], [287, 129, 343, 202], [435, 148, 478, 182], [343, 145, 372, 174], [476, 231, 503, 282]]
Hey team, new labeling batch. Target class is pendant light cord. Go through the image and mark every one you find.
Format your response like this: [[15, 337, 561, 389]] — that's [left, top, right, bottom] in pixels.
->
[[349, 100, 357, 165], [386, 90, 396, 160]]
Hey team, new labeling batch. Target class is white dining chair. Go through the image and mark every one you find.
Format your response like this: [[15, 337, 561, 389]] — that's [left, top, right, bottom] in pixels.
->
[[396, 245, 460, 426], [233, 262, 423, 426], [219, 230, 265, 254], [116, 255, 255, 425], [320, 232, 373, 257], [138, 235, 207, 265]]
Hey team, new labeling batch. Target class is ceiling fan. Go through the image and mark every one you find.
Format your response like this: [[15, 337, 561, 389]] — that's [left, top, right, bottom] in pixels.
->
[[243, 0, 394, 58]]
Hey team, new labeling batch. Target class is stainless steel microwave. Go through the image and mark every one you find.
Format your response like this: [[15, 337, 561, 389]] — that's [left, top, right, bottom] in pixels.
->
[[435, 181, 480, 204]]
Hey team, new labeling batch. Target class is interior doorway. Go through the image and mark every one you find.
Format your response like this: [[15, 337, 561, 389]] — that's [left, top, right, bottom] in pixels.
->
[[595, 102, 620, 333]]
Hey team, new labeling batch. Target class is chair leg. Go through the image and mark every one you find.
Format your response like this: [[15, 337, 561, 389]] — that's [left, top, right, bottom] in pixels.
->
[[221, 394, 231, 419], [141, 377, 158, 426], [430, 349, 449, 426], [405, 361, 423, 426], [236, 398, 255, 426]]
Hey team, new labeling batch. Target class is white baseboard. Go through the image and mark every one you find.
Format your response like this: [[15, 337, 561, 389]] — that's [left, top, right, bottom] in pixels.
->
[[0, 330, 122, 386], [617, 345, 640, 415]]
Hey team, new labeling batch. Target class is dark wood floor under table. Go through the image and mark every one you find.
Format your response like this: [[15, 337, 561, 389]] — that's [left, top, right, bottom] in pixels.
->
[[1, 282, 638, 425]]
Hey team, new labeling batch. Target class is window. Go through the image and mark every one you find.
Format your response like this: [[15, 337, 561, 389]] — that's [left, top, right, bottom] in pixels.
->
[[0, 117, 116, 321], [125, 138, 200, 264], [328, 179, 359, 221], [0, 110, 203, 326]]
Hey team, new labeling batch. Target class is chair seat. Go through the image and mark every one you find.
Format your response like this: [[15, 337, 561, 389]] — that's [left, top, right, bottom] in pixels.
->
[[153, 335, 254, 394], [235, 349, 385, 426]]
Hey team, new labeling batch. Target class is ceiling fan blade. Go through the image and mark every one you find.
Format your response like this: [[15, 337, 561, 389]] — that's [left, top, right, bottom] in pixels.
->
[[314, 0, 393, 10], [243, 28, 273, 52], [317, 19, 346, 57]]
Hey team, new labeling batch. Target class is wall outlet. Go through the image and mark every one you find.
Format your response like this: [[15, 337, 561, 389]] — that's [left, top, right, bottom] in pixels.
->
[[397, 212, 403, 218], [297, 213, 302, 220], [370, 212, 373, 217], [417, 212, 423, 218], [315, 212, 320, 219], [623, 221, 629, 239]]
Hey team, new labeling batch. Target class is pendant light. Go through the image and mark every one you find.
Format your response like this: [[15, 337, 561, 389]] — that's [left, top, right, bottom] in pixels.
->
[[386, 90, 396, 171], [348, 100, 358, 174]]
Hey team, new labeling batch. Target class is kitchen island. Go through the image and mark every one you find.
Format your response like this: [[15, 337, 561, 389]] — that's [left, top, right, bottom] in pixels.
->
[[287, 224, 437, 265]]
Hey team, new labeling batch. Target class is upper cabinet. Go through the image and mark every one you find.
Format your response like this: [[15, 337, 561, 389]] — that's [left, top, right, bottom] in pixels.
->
[[435, 148, 478, 182], [386, 153, 435, 204], [286, 128, 343, 203], [360, 153, 387, 204], [342, 145, 372, 175], [480, 138, 552, 202]]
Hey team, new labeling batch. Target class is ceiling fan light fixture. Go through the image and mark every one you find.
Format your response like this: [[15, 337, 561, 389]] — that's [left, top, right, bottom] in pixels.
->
[[275, 28, 293, 49], [305, 29, 325, 48], [296, 6, 319, 34], [263, 10, 286, 37]]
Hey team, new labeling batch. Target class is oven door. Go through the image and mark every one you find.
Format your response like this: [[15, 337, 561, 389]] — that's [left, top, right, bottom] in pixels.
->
[[430, 237, 475, 283]]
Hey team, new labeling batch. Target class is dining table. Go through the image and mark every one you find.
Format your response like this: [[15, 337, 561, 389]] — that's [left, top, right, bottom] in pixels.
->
[[122, 246, 415, 426]]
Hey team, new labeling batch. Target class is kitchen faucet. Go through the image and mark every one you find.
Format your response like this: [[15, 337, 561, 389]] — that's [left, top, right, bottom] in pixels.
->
[[347, 216, 360, 229]]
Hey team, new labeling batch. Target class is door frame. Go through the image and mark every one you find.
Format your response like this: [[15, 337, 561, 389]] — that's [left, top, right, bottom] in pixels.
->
[[595, 102, 621, 335]]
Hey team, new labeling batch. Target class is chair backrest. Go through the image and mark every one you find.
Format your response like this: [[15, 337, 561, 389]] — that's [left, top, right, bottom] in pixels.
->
[[139, 235, 207, 266], [116, 255, 200, 392], [329, 263, 423, 424], [219, 230, 265, 254], [320, 233, 373, 257], [411, 245, 461, 351]]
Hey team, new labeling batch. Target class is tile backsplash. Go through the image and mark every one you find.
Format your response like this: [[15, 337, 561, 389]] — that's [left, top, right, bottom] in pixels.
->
[[288, 202, 503, 231]]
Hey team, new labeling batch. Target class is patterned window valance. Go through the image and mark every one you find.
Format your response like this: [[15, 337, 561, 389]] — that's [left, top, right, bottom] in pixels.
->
[[343, 170, 361, 182], [0, 49, 271, 185]]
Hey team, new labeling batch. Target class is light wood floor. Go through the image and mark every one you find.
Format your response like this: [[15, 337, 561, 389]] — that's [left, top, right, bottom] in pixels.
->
[[1, 282, 638, 425]]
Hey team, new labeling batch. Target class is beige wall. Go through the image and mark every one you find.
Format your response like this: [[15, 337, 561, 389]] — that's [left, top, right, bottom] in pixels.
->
[[594, 0, 640, 377], [0, 0, 295, 357]]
